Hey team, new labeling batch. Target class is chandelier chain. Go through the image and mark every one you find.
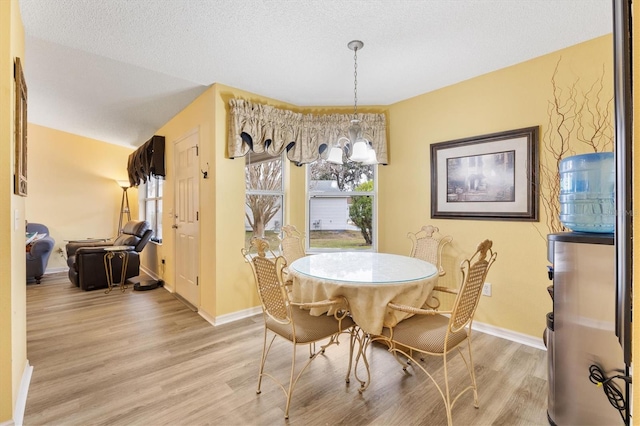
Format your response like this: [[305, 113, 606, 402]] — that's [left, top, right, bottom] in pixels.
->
[[353, 47, 358, 117]]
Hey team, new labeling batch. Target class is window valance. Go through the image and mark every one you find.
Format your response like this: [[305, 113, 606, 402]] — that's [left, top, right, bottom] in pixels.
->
[[127, 135, 165, 187], [227, 98, 388, 165]]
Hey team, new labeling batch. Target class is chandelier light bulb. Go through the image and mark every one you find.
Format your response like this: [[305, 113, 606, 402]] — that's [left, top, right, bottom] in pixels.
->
[[343, 40, 377, 164], [326, 145, 344, 164]]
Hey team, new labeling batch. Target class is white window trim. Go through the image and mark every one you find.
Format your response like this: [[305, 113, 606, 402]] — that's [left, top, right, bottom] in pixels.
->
[[305, 163, 377, 253], [140, 177, 163, 244], [245, 152, 286, 254]]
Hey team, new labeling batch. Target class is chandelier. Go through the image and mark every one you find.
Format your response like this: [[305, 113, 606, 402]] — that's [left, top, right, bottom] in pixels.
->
[[327, 40, 377, 165]]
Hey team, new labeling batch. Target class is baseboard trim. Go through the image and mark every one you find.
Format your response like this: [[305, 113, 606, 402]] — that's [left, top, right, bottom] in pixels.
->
[[198, 304, 544, 350], [134, 266, 545, 351], [215, 306, 262, 326], [198, 306, 262, 327], [12, 360, 33, 426], [473, 321, 546, 351], [139, 265, 160, 281], [198, 308, 216, 326]]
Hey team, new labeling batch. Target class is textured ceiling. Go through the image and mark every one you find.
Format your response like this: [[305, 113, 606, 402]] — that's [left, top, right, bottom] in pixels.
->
[[19, 0, 612, 148]]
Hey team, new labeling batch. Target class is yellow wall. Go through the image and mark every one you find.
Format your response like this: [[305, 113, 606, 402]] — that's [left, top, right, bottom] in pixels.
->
[[151, 37, 612, 340], [381, 35, 613, 338], [1, 5, 632, 421], [147, 83, 385, 321], [146, 84, 302, 320], [0, 0, 26, 421], [26, 124, 137, 270]]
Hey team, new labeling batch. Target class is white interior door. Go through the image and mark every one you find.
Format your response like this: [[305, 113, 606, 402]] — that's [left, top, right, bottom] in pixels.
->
[[174, 129, 200, 308]]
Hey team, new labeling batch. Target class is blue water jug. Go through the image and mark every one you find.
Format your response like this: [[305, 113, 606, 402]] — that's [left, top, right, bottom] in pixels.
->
[[559, 152, 614, 233]]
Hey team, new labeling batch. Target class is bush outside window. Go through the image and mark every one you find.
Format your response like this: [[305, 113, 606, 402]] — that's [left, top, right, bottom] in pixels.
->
[[307, 158, 375, 251]]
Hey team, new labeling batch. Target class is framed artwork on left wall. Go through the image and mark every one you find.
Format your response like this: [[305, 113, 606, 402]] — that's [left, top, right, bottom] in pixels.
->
[[14, 57, 27, 196]]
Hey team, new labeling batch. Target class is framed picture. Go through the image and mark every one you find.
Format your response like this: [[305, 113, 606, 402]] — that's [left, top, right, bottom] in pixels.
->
[[14, 57, 27, 196], [430, 126, 539, 221]]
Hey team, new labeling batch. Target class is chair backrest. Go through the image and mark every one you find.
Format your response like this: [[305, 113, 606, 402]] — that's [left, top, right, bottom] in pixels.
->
[[407, 225, 453, 276], [27, 222, 49, 235], [242, 238, 291, 324], [280, 225, 306, 265], [113, 220, 153, 252], [450, 239, 497, 332]]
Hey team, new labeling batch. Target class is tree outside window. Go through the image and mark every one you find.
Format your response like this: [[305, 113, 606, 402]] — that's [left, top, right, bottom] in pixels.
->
[[245, 152, 284, 252], [307, 158, 375, 251]]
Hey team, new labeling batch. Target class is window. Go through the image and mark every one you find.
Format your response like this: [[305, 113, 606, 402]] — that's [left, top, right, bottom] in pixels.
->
[[144, 177, 163, 243], [245, 152, 284, 253], [307, 158, 376, 251]]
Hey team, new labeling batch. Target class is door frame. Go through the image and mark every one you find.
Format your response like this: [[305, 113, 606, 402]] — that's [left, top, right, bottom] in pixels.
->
[[172, 127, 201, 307]]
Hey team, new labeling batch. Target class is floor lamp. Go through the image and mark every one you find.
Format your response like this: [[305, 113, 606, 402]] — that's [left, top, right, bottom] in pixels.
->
[[116, 180, 131, 234]]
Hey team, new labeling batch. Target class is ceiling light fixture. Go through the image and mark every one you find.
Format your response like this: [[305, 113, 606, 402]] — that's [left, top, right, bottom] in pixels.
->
[[327, 40, 377, 165]]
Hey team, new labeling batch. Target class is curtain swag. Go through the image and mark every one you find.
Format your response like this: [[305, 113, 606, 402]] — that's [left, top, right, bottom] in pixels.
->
[[227, 98, 388, 165]]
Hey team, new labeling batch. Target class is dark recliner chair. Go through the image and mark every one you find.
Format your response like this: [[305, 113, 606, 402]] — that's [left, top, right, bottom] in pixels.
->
[[26, 223, 55, 284], [66, 220, 153, 291]]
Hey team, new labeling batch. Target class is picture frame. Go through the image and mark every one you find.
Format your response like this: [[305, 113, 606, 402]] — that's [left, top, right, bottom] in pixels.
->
[[14, 57, 28, 196], [430, 126, 539, 221]]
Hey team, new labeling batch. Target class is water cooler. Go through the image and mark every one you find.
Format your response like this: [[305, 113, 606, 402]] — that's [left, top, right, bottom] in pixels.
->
[[544, 146, 631, 425]]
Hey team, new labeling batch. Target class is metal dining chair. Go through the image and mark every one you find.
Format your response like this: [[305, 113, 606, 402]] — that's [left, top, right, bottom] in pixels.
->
[[242, 237, 356, 419], [408, 225, 453, 309], [408, 224, 452, 276], [279, 224, 306, 265], [382, 239, 497, 426], [279, 224, 307, 291]]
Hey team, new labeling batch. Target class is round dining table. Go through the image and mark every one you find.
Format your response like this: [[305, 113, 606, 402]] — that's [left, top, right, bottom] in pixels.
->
[[288, 251, 439, 335]]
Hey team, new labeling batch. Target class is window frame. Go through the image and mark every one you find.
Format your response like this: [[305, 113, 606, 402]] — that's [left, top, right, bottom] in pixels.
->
[[305, 160, 377, 253], [142, 176, 163, 244], [244, 151, 286, 254]]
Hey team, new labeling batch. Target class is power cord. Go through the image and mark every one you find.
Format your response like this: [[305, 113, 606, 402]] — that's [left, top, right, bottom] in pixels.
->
[[588, 364, 631, 425]]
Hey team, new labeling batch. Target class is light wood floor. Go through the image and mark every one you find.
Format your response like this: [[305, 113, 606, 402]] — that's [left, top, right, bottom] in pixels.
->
[[24, 272, 549, 425]]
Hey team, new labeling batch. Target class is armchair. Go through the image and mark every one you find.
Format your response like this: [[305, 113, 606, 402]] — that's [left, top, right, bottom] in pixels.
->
[[66, 220, 153, 291], [26, 223, 55, 284]]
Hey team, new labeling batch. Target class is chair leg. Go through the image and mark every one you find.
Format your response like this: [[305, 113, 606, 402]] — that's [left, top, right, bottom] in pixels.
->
[[284, 343, 298, 419], [35, 275, 42, 284], [389, 344, 409, 371], [464, 340, 479, 408], [308, 343, 314, 358], [442, 351, 454, 426], [256, 327, 276, 395], [389, 346, 452, 424], [258, 329, 349, 419]]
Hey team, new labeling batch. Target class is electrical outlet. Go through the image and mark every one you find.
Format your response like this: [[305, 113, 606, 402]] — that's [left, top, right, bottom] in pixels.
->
[[161, 258, 166, 264], [482, 283, 492, 297]]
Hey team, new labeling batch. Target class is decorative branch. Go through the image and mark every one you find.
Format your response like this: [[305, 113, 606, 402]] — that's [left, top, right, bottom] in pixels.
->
[[537, 58, 613, 238]]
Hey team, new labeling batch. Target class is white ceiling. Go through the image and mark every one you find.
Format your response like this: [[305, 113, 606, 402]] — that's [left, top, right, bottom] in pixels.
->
[[18, 0, 612, 148]]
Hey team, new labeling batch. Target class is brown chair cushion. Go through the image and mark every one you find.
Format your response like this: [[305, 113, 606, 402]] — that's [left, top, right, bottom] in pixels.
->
[[381, 313, 468, 354], [266, 308, 355, 344]]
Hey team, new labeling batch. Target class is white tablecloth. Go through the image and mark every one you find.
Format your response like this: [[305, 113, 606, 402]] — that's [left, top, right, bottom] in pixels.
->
[[289, 252, 438, 335]]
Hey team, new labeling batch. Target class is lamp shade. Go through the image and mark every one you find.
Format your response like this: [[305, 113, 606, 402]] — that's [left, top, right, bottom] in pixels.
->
[[350, 139, 369, 162], [116, 179, 130, 189], [362, 145, 378, 165], [326, 146, 344, 164]]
